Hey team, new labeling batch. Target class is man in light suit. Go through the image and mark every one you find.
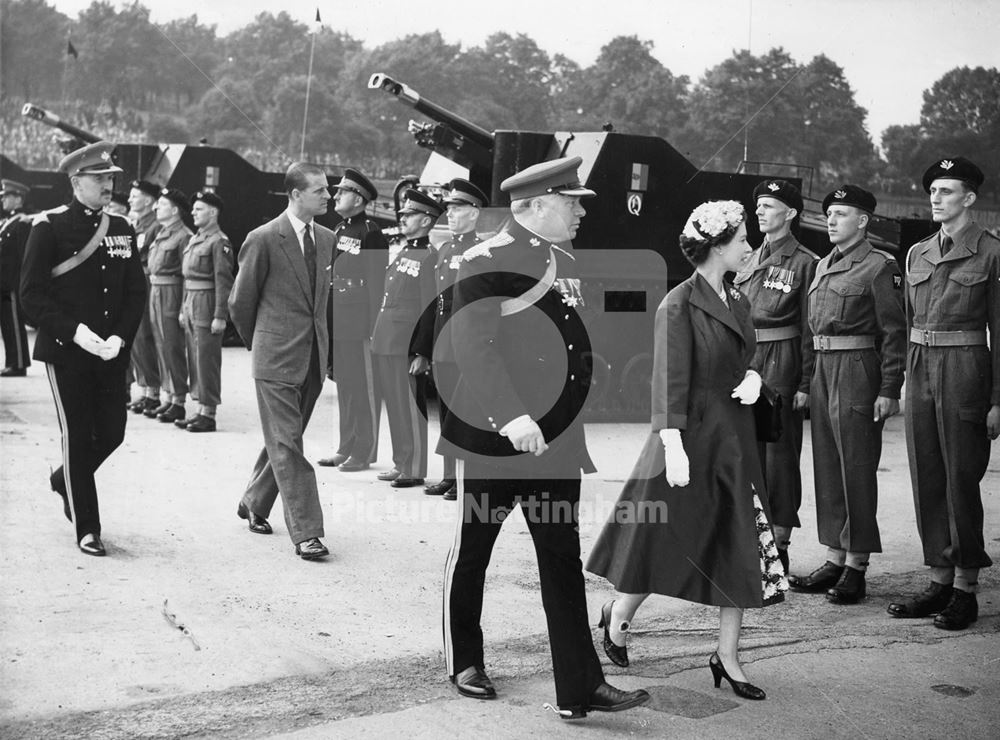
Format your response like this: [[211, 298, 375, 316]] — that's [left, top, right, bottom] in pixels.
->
[[228, 162, 334, 560]]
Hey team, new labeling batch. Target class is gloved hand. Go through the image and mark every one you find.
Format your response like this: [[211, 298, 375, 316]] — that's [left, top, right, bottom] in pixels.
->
[[731, 370, 762, 405], [97, 335, 124, 361], [659, 428, 689, 487], [73, 323, 105, 357], [503, 416, 549, 456]]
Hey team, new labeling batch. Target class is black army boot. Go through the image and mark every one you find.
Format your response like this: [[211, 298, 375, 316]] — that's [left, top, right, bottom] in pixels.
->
[[887, 581, 953, 618], [933, 589, 978, 631], [826, 565, 866, 604]]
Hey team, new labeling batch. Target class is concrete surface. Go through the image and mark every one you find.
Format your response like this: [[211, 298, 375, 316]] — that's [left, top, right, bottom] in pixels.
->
[[1, 339, 998, 739]]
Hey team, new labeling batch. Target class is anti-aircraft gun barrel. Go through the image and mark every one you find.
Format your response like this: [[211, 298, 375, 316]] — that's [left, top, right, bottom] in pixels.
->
[[21, 103, 102, 145]]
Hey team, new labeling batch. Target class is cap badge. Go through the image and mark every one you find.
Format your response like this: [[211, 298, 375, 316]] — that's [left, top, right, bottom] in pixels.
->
[[100, 150, 111, 161], [940, 159, 954, 170], [529, 237, 541, 247], [835, 189, 846, 199], [767, 182, 780, 192]]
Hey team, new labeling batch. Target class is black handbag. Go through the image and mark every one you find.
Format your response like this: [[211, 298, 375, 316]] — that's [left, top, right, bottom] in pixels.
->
[[753, 381, 783, 442]]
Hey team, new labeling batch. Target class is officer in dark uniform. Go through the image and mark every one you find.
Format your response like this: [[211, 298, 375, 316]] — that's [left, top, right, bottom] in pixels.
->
[[145, 188, 192, 424], [371, 188, 439, 487], [438, 157, 649, 719], [888, 157, 999, 631], [126, 179, 163, 415], [19, 141, 146, 556], [1, 179, 33, 377], [791, 185, 906, 604], [734, 180, 818, 574], [318, 169, 387, 472], [178, 191, 234, 433], [425, 178, 488, 500]]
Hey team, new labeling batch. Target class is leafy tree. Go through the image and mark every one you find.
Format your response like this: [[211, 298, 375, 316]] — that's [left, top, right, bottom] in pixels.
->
[[158, 15, 221, 110], [0, 0, 69, 100]]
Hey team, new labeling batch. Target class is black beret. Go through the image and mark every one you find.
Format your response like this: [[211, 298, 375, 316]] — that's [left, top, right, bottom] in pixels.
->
[[159, 188, 190, 212], [130, 179, 160, 198], [398, 188, 444, 219], [922, 156, 984, 194], [822, 184, 876, 216], [753, 179, 803, 214], [443, 178, 488, 208], [334, 168, 378, 202], [193, 190, 224, 211]]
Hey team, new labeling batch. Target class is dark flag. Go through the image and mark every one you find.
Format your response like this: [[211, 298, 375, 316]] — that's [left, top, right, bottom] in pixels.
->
[[315, 9, 321, 22], [67, 40, 78, 59]]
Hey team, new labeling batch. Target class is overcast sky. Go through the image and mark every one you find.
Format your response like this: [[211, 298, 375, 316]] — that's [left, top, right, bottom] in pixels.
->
[[49, 0, 1000, 145]]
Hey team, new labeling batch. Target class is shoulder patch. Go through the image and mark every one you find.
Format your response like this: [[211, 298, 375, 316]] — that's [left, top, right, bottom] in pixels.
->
[[462, 231, 514, 261]]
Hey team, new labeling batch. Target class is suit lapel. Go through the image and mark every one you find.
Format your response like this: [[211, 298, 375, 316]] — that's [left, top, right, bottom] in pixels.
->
[[689, 273, 744, 341], [278, 214, 313, 304]]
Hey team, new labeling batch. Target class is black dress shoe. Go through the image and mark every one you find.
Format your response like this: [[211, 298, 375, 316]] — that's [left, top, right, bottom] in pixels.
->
[[559, 682, 650, 719], [424, 479, 456, 496], [78, 533, 106, 556], [338, 457, 370, 472], [157, 404, 186, 423], [376, 468, 400, 481], [442, 486, 457, 501], [186, 415, 217, 433], [789, 561, 844, 592], [597, 600, 629, 667], [174, 415, 193, 429], [826, 565, 866, 604], [1, 367, 27, 377], [145, 402, 171, 418], [131, 397, 157, 414], [452, 666, 496, 700], [709, 653, 765, 700], [317, 453, 349, 467], [391, 477, 425, 488], [888, 581, 953, 618], [294, 537, 329, 560], [237, 502, 273, 535], [49, 470, 72, 522], [934, 589, 978, 630]]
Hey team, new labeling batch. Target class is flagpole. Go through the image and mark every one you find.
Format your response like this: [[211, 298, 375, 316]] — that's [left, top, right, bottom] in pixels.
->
[[299, 14, 319, 161]]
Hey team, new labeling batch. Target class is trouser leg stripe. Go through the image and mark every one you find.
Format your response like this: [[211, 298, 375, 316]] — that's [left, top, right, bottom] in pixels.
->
[[44, 363, 76, 524], [442, 459, 465, 675]]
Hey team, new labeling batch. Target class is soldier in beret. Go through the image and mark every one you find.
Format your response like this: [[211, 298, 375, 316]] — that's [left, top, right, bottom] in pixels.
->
[[370, 188, 439, 487], [1, 179, 33, 377], [734, 179, 818, 574], [888, 157, 999, 630], [438, 157, 649, 718], [425, 178, 489, 500], [126, 179, 163, 415], [790, 185, 906, 604], [19, 141, 146, 555], [145, 188, 193, 424], [318, 168, 387, 472], [176, 191, 234, 433]]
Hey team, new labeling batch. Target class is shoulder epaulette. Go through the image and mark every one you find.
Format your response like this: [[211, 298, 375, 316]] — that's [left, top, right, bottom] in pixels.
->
[[31, 205, 68, 225], [796, 244, 820, 260], [462, 231, 514, 261], [982, 229, 1000, 244], [870, 247, 896, 261]]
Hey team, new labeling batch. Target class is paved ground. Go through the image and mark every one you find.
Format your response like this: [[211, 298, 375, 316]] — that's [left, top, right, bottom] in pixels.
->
[[1, 340, 998, 739]]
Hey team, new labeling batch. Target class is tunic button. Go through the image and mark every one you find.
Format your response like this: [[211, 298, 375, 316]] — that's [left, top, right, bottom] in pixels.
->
[[103, 288, 108, 293], [570, 374, 575, 380], [101, 265, 106, 270], [568, 344, 573, 350]]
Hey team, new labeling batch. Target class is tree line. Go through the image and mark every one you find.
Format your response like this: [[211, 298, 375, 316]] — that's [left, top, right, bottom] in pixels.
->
[[2, 0, 997, 202]]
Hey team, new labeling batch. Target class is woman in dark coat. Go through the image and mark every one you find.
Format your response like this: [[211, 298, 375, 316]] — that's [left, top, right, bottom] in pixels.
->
[[586, 201, 787, 700]]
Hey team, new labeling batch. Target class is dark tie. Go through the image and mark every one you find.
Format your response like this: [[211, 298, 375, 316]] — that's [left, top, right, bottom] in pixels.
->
[[303, 224, 317, 294], [759, 242, 771, 262], [828, 249, 843, 266], [941, 235, 953, 256]]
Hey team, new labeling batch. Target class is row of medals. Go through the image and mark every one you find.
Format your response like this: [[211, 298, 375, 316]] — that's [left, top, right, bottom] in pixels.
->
[[765, 267, 794, 294]]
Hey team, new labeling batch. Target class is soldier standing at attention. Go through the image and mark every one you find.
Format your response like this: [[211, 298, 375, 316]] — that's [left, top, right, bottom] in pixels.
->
[[734, 179, 818, 574], [145, 188, 192, 425], [790, 185, 906, 604], [0, 179, 33, 377], [425, 178, 488, 501], [888, 157, 999, 630], [176, 191, 234, 433], [317, 169, 386, 472], [19, 141, 146, 555], [371, 188, 439, 488], [126, 180, 163, 415]]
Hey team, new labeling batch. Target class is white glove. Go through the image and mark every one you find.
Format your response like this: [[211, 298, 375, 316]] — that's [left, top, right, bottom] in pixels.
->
[[731, 370, 762, 405], [659, 428, 689, 487], [73, 324, 105, 357], [97, 335, 123, 361], [502, 415, 549, 456]]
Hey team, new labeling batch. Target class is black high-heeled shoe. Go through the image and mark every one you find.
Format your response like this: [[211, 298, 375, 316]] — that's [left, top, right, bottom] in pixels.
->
[[709, 653, 765, 700], [597, 600, 629, 667]]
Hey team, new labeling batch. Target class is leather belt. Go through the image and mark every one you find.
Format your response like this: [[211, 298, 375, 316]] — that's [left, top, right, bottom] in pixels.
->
[[909, 328, 987, 347], [149, 275, 182, 286], [184, 279, 214, 290], [813, 334, 876, 351], [755, 325, 800, 343], [332, 277, 365, 290]]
